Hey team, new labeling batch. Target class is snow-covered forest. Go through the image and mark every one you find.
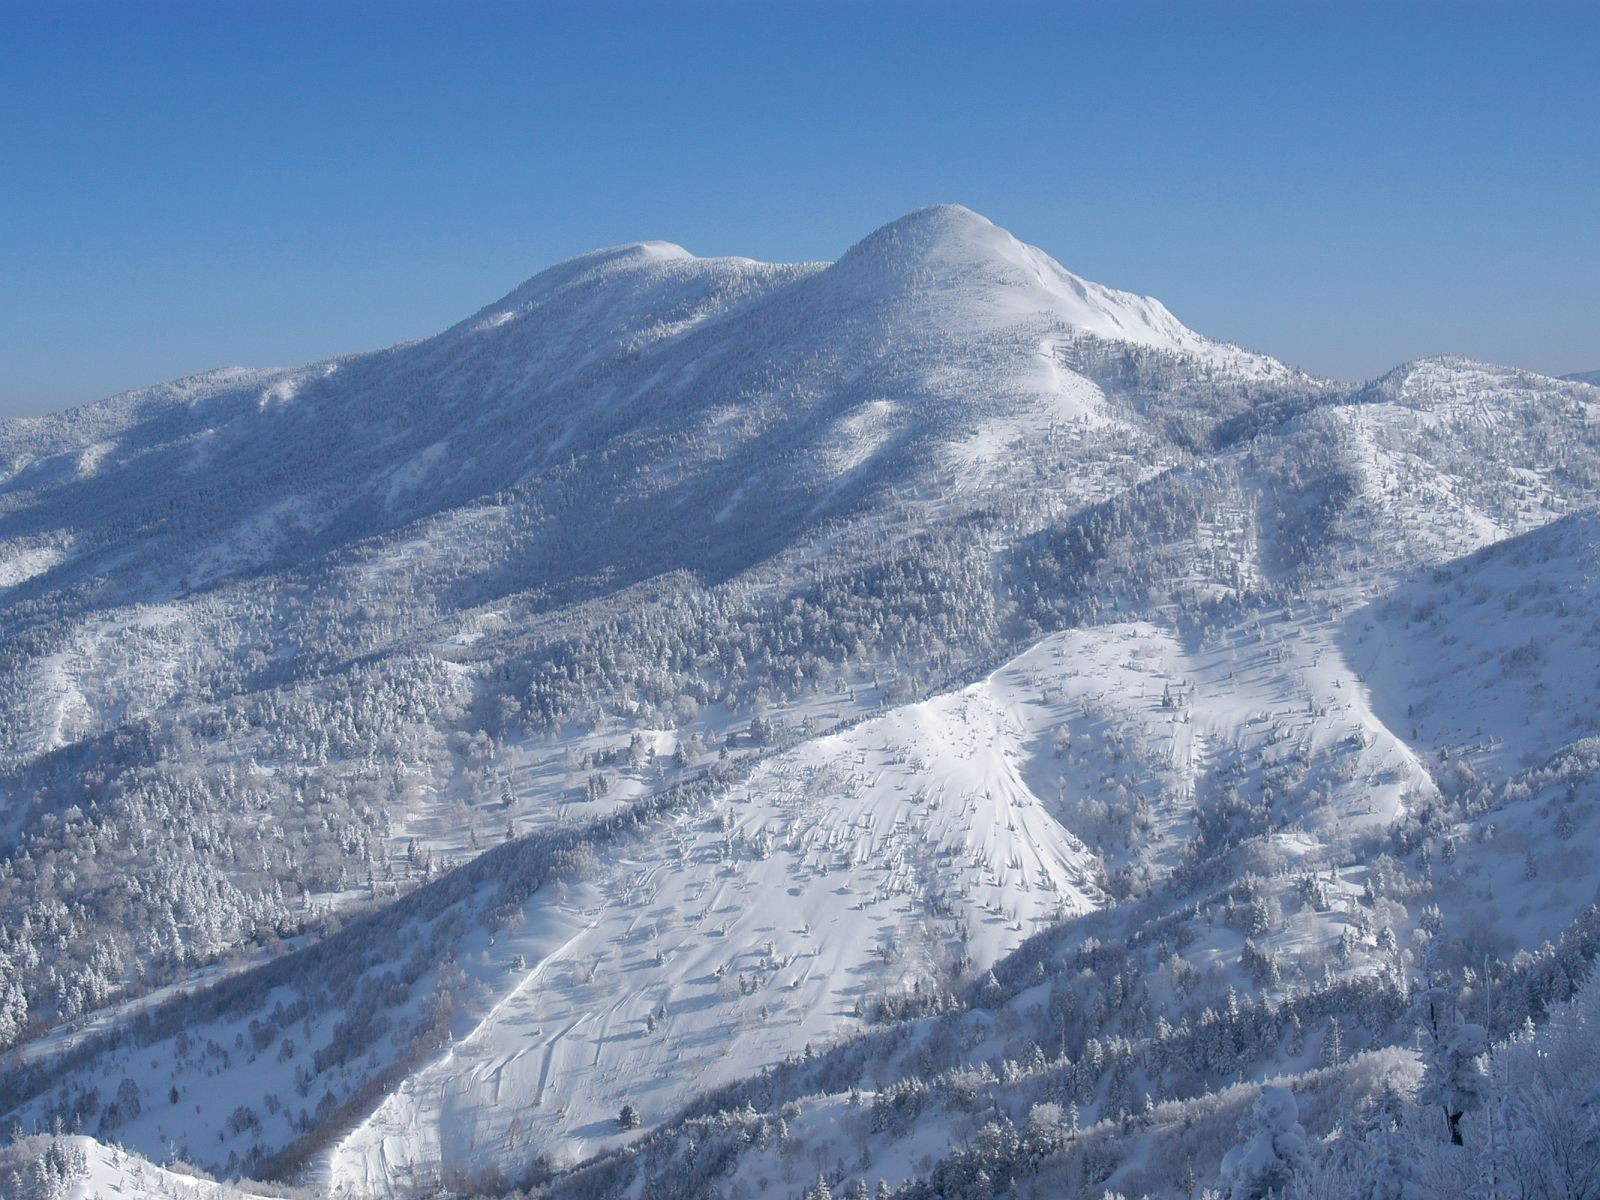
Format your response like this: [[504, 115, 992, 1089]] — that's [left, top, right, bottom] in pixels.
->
[[1, 206, 1598, 1200]]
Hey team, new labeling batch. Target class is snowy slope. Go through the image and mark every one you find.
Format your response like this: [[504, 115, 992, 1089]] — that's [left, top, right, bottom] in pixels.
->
[[69, 1140, 282, 1200], [817, 206, 1286, 368], [324, 641, 1114, 1193], [0, 205, 1270, 613], [4, 206, 1599, 1200], [328, 603, 1442, 1195], [0, 605, 1433, 1192], [0, 206, 1304, 773], [1350, 508, 1600, 773], [0, 1135, 284, 1200], [1253, 356, 1600, 569]]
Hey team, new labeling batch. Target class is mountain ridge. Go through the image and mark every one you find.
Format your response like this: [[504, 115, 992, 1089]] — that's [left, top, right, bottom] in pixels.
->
[[2, 206, 1598, 1200]]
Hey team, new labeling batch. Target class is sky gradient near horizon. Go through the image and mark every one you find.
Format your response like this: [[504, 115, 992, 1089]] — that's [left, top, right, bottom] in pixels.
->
[[2, 0, 1596, 415]]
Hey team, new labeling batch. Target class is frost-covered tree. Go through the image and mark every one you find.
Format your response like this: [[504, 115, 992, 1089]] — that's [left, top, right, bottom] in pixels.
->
[[1414, 985, 1487, 1146], [1218, 1086, 1308, 1199]]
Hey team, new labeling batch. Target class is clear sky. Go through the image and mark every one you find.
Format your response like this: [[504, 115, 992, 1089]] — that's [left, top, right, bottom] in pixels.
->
[[2, 0, 1596, 415]]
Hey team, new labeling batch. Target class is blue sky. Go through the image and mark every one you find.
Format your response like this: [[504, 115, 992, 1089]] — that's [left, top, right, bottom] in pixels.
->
[[2, 0, 1596, 414]]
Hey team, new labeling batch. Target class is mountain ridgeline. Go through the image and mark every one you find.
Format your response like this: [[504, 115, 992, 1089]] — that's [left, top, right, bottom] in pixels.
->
[[2, 206, 1598, 1200]]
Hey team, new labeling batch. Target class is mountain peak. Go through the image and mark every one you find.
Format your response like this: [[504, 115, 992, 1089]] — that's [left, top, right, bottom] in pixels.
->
[[825, 204, 1263, 362], [863, 202, 1001, 242], [834, 203, 1020, 278], [502, 239, 696, 298], [457, 240, 703, 336]]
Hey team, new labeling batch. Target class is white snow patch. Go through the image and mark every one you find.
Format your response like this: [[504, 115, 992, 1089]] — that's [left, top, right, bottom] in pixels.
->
[[0, 543, 67, 589]]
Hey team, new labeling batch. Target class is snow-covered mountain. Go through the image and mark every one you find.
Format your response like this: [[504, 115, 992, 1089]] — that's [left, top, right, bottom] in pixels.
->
[[0, 207, 1262, 602], [3, 206, 1598, 1200]]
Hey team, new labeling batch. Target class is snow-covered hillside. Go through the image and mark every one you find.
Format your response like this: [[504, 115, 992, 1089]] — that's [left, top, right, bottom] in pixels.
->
[[1351, 508, 1600, 773], [329, 645, 1108, 1194], [3, 206, 1599, 1200], [0, 1136, 284, 1200]]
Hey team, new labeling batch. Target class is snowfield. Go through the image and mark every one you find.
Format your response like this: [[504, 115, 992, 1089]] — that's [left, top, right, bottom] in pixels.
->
[[328, 604, 1440, 1195], [328, 640, 1110, 1195]]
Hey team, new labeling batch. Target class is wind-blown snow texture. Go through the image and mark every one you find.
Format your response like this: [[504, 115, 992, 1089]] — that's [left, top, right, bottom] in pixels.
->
[[3, 206, 1599, 1200]]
